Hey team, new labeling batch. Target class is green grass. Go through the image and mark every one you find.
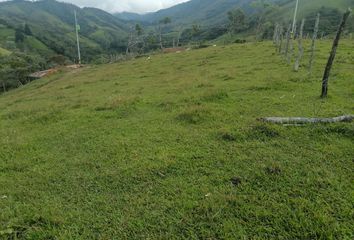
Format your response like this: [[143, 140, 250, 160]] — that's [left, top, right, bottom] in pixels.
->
[[0, 47, 11, 56], [0, 40, 353, 239]]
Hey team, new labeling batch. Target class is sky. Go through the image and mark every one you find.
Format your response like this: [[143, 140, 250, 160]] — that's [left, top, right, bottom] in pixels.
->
[[18, 0, 191, 13]]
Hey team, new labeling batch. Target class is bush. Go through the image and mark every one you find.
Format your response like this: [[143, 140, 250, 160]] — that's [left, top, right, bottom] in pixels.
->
[[234, 39, 246, 44], [0, 52, 47, 92]]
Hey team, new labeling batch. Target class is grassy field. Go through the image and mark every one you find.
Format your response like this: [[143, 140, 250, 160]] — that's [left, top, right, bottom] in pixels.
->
[[0, 40, 353, 239]]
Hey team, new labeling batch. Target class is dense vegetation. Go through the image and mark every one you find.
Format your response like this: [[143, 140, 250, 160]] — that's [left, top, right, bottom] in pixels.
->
[[0, 39, 353, 239]]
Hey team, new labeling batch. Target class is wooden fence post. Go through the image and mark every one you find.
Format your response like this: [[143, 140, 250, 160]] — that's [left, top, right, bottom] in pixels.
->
[[294, 19, 305, 71], [278, 25, 284, 54], [321, 9, 352, 98], [285, 24, 292, 61], [273, 23, 278, 45], [309, 13, 320, 74]]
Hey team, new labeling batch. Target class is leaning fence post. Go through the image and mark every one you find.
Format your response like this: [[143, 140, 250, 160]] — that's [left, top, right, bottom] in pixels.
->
[[321, 8, 352, 98]]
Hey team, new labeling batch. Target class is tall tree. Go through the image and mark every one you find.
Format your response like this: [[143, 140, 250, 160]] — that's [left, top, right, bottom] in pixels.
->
[[126, 24, 145, 55], [251, 0, 277, 40], [158, 17, 172, 49], [191, 24, 201, 46], [227, 8, 247, 34], [24, 23, 32, 36], [135, 24, 143, 36], [15, 29, 25, 43]]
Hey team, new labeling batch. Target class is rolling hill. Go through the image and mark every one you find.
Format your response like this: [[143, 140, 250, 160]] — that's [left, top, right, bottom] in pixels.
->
[[0, 0, 129, 62], [0, 40, 353, 238]]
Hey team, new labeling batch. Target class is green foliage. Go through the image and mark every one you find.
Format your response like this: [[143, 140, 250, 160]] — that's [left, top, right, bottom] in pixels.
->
[[24, 23, 32, 36], [0, 40, 353, 238], [135, 24, 143, 36], [159, 17, 172, 25], [304, 7, 346, 35], [14, 29, 25, 43], [228, 8, 248, 34], [0, 52, 46, 91]]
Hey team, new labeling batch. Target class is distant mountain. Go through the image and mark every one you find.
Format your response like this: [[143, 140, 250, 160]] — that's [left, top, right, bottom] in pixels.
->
[[266, 0, 354, 36], [115, 0, 354, 28], [115, 12, 147, 22], [115, 0, 266, 27], [0, 0, 129, 62], [270, 0, 354, 20]]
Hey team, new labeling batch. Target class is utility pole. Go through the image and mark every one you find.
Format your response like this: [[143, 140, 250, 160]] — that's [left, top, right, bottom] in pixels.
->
[[292, 0, 299, 35], [74, 10, 81, 65]]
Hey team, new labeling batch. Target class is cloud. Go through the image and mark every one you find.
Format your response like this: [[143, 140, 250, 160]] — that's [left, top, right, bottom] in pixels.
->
[[59, 0, 190, 13], [0, 0, 190, 13]]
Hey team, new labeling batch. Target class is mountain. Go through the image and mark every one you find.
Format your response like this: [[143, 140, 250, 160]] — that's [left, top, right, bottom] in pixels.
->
[[267, 0, 354, 36], [115, 0, 354, 28], [115, 0, 267, 27], [115, 12, 147, 22], [275, 0, 354, 19], [0, 0, 129, 62]]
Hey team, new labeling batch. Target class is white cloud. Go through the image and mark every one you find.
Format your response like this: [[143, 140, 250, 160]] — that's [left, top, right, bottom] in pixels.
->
[[59, 0, 190, 13], [0, 0, 190, 13]]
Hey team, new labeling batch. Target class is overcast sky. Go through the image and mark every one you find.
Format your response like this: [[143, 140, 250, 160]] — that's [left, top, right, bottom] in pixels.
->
[[19, 0, 190, 13]]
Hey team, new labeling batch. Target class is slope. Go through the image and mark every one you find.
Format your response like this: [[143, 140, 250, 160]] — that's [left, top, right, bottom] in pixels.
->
[[0, 47, 10, 56], [0, 40, 353, 238]]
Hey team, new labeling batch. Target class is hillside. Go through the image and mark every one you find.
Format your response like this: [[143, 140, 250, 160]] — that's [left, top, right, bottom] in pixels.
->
[[0, 40, 353, 238], [0, 0, 129, 62], [0, 47, 11, 56]]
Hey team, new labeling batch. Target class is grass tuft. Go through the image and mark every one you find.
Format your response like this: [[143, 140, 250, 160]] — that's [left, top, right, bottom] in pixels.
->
[[176, 106, 209, 124]]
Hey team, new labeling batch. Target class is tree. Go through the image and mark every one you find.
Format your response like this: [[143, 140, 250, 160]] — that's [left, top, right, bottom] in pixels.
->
[[227, 8, 247, 34], [192, 24, 201, 46], [126, 24, 145, 55], [135, 24, 143, 36], [160, 17, 172, 25], [15, 29, 25, 43], [0, 52, 46, 92], [251, 0, 277, 40], [24, 23, 32, 36], [158, 17, 172, 49]]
